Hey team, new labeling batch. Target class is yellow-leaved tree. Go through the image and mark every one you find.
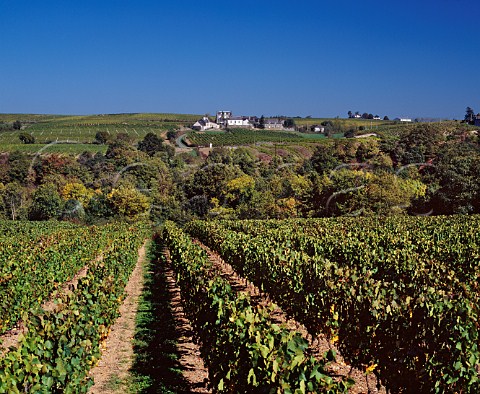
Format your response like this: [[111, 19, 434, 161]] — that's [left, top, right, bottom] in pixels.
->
[[61, 182, 94, 207], [107, 185, 150, 218]]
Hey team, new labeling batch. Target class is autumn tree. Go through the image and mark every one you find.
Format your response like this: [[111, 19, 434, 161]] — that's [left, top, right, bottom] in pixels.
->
[[188, 163, 244, 202], [107, 185, 150, 218], [61, 182, 94, 207], [1, 182, 27, 220]]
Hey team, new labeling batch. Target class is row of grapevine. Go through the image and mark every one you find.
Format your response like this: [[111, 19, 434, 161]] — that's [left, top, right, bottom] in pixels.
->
[[0, 222, 129, 334], [160, 221, 352, 393], [0, 220, 77, 239], [0, 222, 148, 392], [186, 129, 304, 147], [220, 216, 480, 284], [187, 217, 480, 393]]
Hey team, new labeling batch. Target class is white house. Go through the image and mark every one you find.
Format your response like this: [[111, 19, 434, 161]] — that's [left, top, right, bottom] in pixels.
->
[[394, 118, 412, 123], [226, 116, 253, 128], [192, 116, 220, 131]]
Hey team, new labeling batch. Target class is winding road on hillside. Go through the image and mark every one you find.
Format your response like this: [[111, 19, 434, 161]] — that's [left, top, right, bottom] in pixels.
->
[[175, 134, 189, 149]]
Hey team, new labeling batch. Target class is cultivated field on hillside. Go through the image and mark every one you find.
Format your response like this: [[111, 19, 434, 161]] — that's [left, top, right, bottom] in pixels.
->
[[0, 113, 201, 153]]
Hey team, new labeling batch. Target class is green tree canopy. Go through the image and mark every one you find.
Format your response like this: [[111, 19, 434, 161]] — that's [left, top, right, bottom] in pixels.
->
[[19, 133, 35, 144], [28, 183, 62, 220]]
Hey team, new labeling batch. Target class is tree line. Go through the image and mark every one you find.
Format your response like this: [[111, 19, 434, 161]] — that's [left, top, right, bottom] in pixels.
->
[[0, 123, 479, 223]]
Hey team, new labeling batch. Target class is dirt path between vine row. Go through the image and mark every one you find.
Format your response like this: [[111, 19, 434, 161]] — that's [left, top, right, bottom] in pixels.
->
[[89, 241, 148, 394], [194, 240, 386, 394], [89, 242, 210, 394]]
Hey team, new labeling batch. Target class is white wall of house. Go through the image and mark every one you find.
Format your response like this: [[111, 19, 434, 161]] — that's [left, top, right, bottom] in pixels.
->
[[193, 117, 220, 131], [204, 119, 220, 129], [227, 119, 251, 127]]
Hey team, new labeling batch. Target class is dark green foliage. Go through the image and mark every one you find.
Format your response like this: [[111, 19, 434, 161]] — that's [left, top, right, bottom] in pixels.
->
[[7, 151, 31, 184], [392, 123, 445, 165], [344, 128, 356, 138], [185, 195, 210, 217], [95, 131, 110, 144], [166, 129, 177, 141], [28, 183, 63, 220], [85, 193, 114, 223], [284, 118, 295, 128], [188, 163, 244, 201], [138, 132, 165, 157], [309, 144, 341, 174], [465, 107, 475, 124], [433, 141, 480, 214], [259, 115, 265, 129], [19, 132, 35, 144]]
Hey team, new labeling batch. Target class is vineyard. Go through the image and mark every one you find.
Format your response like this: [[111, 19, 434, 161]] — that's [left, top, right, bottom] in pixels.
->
[[0, 220, 148, 392], [185, 216, 480, 393], [1, 215, 479, 392], [159, 221, 352, 393], [186, 129, 307, 147], [0, 113, 200, 153]]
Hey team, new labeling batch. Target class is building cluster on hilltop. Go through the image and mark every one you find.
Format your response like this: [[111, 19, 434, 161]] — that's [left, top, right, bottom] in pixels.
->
[[192, 111, 286, 131]]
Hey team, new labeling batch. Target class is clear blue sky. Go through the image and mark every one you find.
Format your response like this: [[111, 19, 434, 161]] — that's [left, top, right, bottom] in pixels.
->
[[1, 0, 479, 118]]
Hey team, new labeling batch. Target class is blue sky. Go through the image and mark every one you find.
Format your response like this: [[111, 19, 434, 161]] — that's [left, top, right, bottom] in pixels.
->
[[1, 0, 479, 118]]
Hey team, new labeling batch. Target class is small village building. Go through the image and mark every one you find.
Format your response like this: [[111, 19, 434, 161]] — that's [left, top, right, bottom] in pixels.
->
[[475, 114, 480, 127], [311, 125, 325, 133], [264, 118, 284, 129], [216, 111, 232, 126], [245, 116, 259, 127], [226, 116, 253, 128], [192, 116, 220, 131], [394, 118, 413, 123]]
